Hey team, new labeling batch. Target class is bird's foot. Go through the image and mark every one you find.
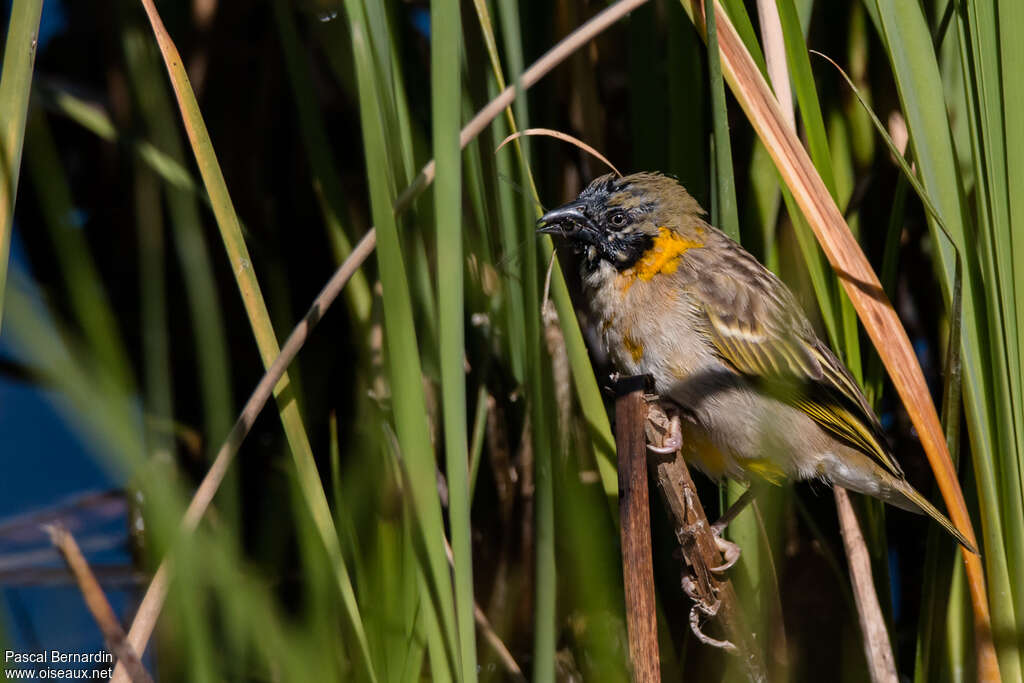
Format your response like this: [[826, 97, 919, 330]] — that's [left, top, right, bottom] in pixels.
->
[[647, 414, 682, 454], [709, 536, 742, 573], [706, 489, 752, 573], [681, 576, 736, 652], [676, 487, 742, 574]]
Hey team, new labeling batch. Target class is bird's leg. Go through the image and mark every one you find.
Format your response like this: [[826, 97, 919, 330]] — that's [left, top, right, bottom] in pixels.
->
[[711, 487, 755, 536], [647, 412, 682, 454], [706, 487, 755, 573], [709, 537, 742, 573]]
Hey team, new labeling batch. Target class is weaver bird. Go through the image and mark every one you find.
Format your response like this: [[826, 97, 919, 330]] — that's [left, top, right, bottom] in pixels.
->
[[538, 171, 974, 552]]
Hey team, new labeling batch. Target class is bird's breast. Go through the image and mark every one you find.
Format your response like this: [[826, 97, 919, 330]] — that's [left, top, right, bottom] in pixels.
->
[[584, 259, 715, 389]]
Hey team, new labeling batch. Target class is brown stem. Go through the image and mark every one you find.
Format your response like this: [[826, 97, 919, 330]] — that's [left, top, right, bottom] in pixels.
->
[[615, 376, 661, 682], [833, 489, 898, 683], [45, 524, 154, 683]]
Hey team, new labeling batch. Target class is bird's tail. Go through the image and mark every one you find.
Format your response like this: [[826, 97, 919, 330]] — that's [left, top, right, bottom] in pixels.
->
[[890, 478, 978, 554]]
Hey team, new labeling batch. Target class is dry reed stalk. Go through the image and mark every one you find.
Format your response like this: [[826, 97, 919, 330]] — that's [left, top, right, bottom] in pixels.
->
[[615, 376, 661, 682], [833, 489, 898, 683], [45, 524, 154, 683]]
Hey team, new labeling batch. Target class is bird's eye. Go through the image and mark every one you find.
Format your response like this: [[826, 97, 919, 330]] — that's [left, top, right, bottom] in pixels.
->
[[608, 210, 628, 228]]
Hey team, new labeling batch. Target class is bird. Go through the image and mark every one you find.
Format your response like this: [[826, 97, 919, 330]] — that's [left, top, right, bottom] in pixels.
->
[[537, 171, 975, 553]]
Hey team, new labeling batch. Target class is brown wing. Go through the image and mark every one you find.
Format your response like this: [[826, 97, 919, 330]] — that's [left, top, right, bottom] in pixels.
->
[[693, 239, 903, 477]]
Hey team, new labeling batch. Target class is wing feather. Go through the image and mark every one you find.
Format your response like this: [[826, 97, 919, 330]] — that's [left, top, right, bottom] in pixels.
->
[[695, 241, 902, 477]]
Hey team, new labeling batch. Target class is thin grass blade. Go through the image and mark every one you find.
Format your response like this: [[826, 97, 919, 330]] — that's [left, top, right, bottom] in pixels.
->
[[431, 0, 477, 678], [703, 0, 739, 239], [0, 0, 44, 329], [120, 23, 235, 449], [272, 0, 372, 325]]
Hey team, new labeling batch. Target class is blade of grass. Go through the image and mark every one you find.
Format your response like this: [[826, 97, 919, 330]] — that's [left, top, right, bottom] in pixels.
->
[[3, 272, 147, 472], [468, 386, 488, 500], [271, 0, 372, 325], [776, 0, 836, 197], [954, 13, 1024, 671], [844, 4, 875, 169], [23, 111, 134, 392], [119, 23, 235, 453], [914, 257, 964, 683], [703, 0, 739, 239], [135, 156, 174, 465], [955, 1, 1018, 544], [329, 412, 364, 590], [488, 1, 560, 678], [421, 573, 453, 683], [0, 0, 43, 329], [776, 0, 862, 381], [431, 0, 477, 678], [362, 0, 417, 187], [783, 189, 841, 349], [993, 1, 1024, 664], [377, 428, 432, 683], [865, 177, 907, 408], [1000, 0, 1024, 513], [40, 83, 203, 198], [676, 2, 995, 676]]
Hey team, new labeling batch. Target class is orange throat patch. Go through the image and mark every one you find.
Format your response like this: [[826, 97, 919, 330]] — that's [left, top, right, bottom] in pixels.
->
[[630, 227, 703, 281]]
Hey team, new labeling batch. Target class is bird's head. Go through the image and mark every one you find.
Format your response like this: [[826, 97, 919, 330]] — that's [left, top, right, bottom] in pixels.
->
[[537, 171, 707, 270]]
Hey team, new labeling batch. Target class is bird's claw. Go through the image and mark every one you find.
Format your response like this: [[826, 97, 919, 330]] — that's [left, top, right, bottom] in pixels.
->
[[647, 414, 682, 454], [689, 605, 737, 652], [681, 576, 736, 652], [709, 536, 742, 573]]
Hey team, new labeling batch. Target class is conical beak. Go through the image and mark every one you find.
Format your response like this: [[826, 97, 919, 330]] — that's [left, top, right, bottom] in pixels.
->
[[536, 201, 595, 237]]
